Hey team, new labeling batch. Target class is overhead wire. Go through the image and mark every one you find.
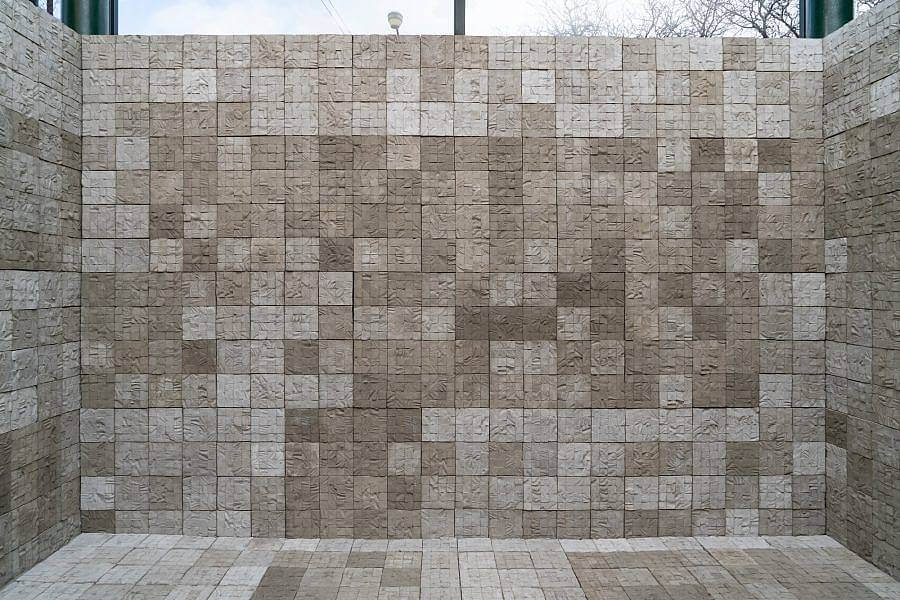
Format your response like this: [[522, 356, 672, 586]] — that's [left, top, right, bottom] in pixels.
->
[[327, 0, 351, 33], [320, 0, 351, 33], [319, 0, 346, 33]]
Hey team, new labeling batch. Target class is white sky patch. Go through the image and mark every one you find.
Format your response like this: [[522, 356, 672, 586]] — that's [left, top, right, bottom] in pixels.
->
[[120, 0, 637, 36], [121, 0, 452, 35]]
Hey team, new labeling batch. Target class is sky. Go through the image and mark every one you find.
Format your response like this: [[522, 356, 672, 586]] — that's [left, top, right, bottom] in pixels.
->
[[118, 0, 546, 36]]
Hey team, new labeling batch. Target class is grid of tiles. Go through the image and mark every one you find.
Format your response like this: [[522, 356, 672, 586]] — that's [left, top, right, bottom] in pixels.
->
[[823, 0, 900, 579], [78, 32, 831, 539], [0, 0, 82, 586], [4, 534, 899, 600]]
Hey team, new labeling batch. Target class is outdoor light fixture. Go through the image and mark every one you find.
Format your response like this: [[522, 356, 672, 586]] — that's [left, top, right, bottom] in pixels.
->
[[388, 10, 403, 34]]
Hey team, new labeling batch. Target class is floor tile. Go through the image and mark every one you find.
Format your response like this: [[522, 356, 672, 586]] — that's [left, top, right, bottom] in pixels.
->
[[0, 535, 895, 600]]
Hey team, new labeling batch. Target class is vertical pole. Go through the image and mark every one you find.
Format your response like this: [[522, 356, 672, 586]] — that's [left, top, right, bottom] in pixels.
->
[[805, 0, 852, 37], [799, 0, 807, 37], [807, 0, 826, 37], [61, 0, 115, 34], [825, 0, 853, 34], [454, 0, 465, 35]]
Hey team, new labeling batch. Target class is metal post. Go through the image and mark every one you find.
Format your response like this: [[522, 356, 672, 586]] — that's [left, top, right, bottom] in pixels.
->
[[454, 0, 465, 35], [806, 0, 825, 37], [804, 0, 851, 37], [825, 0, 853, 35], [61, 0, 115, 34], [799, 0, 807, 37]]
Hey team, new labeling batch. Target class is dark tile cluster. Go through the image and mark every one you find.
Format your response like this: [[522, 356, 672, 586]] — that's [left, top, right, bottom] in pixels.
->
[[0, 0, 83, 587], [823, 0, 900, 580]]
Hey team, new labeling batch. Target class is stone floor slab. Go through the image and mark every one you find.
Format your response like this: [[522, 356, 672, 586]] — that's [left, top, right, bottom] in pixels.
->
[[0, 535, 897, 599]]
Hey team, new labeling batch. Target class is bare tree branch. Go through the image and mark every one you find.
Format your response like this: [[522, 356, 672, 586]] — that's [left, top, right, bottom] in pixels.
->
[[531, 0, 876, 39], [720, 0, 798, 37], [530, 0, 619, 36], [629, 0, 691, 37]]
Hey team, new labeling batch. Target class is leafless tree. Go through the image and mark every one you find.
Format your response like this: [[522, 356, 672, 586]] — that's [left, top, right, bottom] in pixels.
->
[[721, 0, 799, 37], [631, 0, 729, 36], [682, 0, 732, 35], [532, 0, 884, 39], [626, 0, 692, 37], [530, 0, 620, 36]]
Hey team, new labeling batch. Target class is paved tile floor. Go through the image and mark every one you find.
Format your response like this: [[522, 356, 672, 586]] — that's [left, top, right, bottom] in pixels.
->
[[1, 535, 897, 600]]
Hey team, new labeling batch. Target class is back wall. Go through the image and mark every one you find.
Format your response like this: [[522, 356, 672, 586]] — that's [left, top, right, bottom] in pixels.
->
[[78, 32, 828, 538]]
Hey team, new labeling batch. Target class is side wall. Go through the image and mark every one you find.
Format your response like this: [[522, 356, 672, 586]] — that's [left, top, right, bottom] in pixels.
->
[[78, 32, 829, 539], [823, 0, 900, 579], [0, 0, 82, 586]]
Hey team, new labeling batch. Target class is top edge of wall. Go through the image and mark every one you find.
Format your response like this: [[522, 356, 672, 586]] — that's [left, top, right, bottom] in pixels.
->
[[77, 34, 828, 72], [824, 0, 899, 66], [78, 33, 816, 40], [1, 0, 82, 68]]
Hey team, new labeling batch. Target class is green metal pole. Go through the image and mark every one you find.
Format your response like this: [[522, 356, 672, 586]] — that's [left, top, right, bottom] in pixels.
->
[[807, 0, 826, 38], [825, 0, 853, 34], [454, 0, 465, 35], [799, 0, 807, 37], [61, 0, 113, 35], [805, 0, 852, 38]]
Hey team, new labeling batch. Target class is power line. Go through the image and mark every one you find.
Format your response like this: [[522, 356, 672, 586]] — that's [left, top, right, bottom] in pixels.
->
[[325, 0, 351, 33], [319, 0, 346, 33], [320, 0, 350, 33], [318, 0, 344, 33]]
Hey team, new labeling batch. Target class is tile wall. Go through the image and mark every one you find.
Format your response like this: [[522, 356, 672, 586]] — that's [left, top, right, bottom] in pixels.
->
[[0, 0, 82, 586], [77, 30, 830, 540], [823, 0, 900, 579]]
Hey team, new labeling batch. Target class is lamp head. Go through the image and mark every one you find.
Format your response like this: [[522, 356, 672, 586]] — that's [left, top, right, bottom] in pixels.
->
[[388, 11, 403, 33]]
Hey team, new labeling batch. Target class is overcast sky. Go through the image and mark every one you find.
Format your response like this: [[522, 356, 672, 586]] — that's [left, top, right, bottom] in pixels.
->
[[119, 0, 545, 36]]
